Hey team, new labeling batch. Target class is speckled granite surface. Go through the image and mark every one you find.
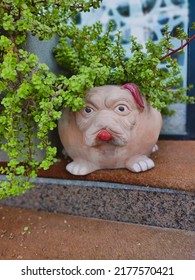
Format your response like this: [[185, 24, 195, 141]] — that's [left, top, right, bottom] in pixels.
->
[[1, 178, 194, 231], [0, 141, 195, 231]]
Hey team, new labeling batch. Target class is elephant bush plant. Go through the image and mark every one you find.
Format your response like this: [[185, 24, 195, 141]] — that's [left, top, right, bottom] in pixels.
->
[[0, 0, 194, 198]]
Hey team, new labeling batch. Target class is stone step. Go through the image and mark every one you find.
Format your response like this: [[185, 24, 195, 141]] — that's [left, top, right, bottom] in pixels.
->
[[0, 140, 195, 231], [0, 205, 194, 260], [37, 140, 195, 192]]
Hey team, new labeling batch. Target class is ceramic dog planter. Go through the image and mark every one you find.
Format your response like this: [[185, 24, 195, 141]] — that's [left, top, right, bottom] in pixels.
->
[[58, 83, 162, 175]]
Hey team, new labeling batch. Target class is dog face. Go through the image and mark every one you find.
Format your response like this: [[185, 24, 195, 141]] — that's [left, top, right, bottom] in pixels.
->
[[75, 85, 143, 147]]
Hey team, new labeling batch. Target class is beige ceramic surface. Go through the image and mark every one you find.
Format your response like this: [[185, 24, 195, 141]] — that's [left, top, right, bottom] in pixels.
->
[[58, 84, 162, 175]]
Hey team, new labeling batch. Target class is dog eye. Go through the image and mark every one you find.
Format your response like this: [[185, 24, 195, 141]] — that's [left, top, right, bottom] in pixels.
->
[[115, 105, 129, 113], [84, 106, 94, 114]]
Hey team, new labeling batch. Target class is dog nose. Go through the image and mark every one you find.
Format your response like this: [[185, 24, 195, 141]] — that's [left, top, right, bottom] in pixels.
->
[[98, 129, 112, 141]]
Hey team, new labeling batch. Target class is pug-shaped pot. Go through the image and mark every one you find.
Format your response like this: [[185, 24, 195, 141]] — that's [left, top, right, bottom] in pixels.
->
[[58, 84, 162, 175]]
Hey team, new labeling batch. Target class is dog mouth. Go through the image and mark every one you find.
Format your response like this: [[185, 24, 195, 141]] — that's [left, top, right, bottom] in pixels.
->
[[97, 129, 113, 141], [85, 128, 128, 147]]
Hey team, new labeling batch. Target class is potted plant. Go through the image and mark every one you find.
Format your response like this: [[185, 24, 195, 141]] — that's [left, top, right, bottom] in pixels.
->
[[54, 21, 195, 175], [0, 0, 194, 198], [0, 0, 102, 199]]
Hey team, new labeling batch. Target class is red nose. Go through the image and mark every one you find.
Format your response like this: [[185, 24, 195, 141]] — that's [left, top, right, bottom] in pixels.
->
[[98, 129, 112, 141]]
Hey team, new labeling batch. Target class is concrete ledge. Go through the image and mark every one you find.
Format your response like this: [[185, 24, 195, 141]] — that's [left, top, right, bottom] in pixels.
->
[[1, 141, 195, 230], [1, 205, 195, 260], [1, 177, 194, 231], [37, 140, 195, 192]]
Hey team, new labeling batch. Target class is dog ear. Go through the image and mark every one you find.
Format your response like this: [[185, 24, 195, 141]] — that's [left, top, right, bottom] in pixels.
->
[[121, 83, 145, 109]]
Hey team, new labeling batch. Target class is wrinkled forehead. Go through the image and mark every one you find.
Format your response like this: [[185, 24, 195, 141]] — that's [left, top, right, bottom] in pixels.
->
[[85, 86, 134, 107]]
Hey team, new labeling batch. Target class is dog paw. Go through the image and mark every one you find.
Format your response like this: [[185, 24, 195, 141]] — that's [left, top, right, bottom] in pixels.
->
[[126, 156, 155, 173], [66, 160, 97, 175]]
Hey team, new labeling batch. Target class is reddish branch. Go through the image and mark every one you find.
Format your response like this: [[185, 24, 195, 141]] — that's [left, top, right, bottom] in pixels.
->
[[160, 34, 195, 61]]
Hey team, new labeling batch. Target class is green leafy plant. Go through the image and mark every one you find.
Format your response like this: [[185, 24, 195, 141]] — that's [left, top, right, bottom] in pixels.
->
[[0, 0, 195, 199], [54, 22, 195, 115], [0, 0, 102, 199]]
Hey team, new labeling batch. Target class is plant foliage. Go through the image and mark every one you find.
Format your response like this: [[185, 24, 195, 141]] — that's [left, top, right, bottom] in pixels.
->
[[54, 22, 195, 114], [0, 0, 195, 199], [0, 0, 102, 199]]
